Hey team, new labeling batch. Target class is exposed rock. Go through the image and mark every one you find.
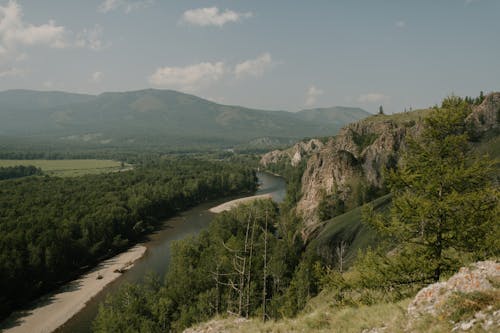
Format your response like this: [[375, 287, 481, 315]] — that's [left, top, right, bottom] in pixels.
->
[[260, 138, 324, 168], [297, 117, 423, 232], [466, 92, 500, 133], [296, 93, 499, 234], [260, 93, 499, 237], [408, 260, 500, 332], [408, 261, 499, 317]]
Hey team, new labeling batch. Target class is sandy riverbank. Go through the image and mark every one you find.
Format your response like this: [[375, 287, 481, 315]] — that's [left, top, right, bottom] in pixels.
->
[[2, 245, 147, 333], [209, 193, 272, 213]]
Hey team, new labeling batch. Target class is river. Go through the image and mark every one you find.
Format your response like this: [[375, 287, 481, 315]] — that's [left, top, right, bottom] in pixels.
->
[[56, 172, 286, 333]]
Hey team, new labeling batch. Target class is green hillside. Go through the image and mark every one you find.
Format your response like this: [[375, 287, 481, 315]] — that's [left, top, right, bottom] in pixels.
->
[[309, 194, 392, 268], [0, 89, 370, 149]]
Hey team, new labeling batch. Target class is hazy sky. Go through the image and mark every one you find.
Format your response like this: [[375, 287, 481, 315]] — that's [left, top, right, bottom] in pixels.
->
[[0, 0, 499, 113]]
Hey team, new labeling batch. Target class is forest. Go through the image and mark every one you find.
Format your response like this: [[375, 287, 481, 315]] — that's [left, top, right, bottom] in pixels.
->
[[92, 96, 499, 332], [0, 158, 256, 320], [0, 165, 42, 180]]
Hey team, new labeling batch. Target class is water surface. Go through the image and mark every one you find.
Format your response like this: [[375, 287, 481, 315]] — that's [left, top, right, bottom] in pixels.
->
[[57, 172, 285, 333]]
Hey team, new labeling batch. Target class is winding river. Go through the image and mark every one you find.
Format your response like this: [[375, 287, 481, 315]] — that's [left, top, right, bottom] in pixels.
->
[[56, 172, 286, 333]]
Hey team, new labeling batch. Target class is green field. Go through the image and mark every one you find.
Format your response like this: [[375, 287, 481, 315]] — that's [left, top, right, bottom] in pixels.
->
[[0, 159, 129, 177]]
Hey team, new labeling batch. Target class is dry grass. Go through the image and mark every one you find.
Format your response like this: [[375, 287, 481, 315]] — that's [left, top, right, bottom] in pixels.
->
[[0, 159, 129, 177], [187, 297, 410, 333]]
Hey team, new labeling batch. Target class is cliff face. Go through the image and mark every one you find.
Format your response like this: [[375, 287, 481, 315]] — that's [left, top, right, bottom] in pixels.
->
[[297, 116, 423, 230], [261, 93, 500, 235], [466, 92, 500, 133], [260, 138, 324, 168]]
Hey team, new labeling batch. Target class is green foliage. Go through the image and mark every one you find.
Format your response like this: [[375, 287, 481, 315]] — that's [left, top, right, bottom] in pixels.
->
[[317, 178, 387, 221], [93, 200, 307, 332], [312, 194, 391, 269], [351, 131, 379, 152], [443, 290, 499, 323], [0, 165, 41, 180], [0, 89, 369, 151], [0, 158, 256, 320], [0, 159, 124, 177], [364, 97, 499, 281], [280, 251, 323, 317]]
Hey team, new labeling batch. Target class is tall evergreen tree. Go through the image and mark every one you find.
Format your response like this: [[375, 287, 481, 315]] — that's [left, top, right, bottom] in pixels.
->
[[365, 96, 499, 281]]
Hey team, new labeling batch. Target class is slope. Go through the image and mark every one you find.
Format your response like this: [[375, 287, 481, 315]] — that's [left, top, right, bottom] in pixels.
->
[[0, 89, 370, 149]]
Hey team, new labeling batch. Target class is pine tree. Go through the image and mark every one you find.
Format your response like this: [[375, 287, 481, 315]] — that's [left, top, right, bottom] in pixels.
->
[[365, 96, 499, 281]]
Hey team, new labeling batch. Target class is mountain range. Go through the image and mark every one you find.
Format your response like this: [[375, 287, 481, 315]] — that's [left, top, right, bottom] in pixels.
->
[[0, 89, 370, 149]]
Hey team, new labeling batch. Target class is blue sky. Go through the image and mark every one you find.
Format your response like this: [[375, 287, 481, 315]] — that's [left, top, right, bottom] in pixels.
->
[[0, 0, 498, 113]]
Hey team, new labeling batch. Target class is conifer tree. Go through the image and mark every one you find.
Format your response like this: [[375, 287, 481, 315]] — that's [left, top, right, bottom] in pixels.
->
[[365, 96, 499, 281]]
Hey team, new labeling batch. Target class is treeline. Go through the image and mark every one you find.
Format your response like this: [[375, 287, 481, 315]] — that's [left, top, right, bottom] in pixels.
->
[[0, 159, 256, 319], [0, 165, 42, 180], [93, 200, 320, 332], [91, 95, 499, 332]]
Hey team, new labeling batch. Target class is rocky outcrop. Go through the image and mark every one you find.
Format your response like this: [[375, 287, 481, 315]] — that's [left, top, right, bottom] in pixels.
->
[[297, 93, 500, 233], [260, 93, 500, 235], [407, 260, 500, 332], [297, 116, 423, 231], [466, 92, 500, 133], [260, 138, 324, 168]]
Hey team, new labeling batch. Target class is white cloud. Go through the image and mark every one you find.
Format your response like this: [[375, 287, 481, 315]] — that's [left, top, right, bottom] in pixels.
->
[[181, 7, 252, 27], [0, 0, 66, 60], [465, 0, 480, 5], [395, 20, 406, 28], [234, 53, 272, 79], [0, 66, 25, 77], [0, 0, 104, 65], [149, 61, 226, 91], [75, 25, 104, 50], [149, 52, 275, 91], [305, 85, 324, 106], [43, 80, 54, 89], [358, 93, 390, 104], [99, 0, 153, 13], [91, 71, 103, 83]]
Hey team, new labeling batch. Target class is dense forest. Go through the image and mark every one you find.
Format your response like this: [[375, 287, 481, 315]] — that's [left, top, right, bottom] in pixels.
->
[[93, 199, 319, 332], [0, 165, 42, 180], [0, 159, 256, 320], [93, 96, 499, 332]]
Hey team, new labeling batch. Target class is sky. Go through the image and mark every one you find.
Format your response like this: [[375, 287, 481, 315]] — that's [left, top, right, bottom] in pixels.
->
[[0, 0, 499, 113]]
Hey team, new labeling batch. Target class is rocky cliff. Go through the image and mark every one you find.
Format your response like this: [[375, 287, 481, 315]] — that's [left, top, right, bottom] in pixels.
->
[[260, 138, 324, 168], [261, 93, 500, 235], [297, 114, 424, 231]]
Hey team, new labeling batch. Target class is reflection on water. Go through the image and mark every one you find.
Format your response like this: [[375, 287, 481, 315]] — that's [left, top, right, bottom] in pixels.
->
[[57, 172, 286, 333]]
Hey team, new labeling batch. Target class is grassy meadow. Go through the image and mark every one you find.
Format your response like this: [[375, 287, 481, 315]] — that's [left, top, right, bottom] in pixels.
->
[[0, 159, 128, 177]]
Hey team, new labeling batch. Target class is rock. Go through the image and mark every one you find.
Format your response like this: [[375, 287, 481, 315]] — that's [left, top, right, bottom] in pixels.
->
[[260, 138, 324, 168], [296, 117, 422, 233], [408, 261, 500, 332], [466, 92, 500, 134]]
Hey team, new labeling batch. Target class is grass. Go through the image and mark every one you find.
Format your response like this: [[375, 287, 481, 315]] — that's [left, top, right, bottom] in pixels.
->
[[186, 298, 410, 333], [309, 194, 392, 267], [186, 288, 499, 333], [0, 159, 129, 177]]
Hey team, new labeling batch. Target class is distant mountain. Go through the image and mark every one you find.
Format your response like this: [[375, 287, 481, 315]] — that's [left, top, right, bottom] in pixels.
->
[[0, 89, 370, 149]]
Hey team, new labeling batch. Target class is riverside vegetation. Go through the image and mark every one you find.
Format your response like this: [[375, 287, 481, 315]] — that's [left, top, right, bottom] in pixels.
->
[[92, 94, 498, 332], [0, 158, 257, 321]]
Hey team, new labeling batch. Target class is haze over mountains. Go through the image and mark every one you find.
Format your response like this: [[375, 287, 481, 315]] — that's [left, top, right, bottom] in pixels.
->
[[0, 89, 369, 149]]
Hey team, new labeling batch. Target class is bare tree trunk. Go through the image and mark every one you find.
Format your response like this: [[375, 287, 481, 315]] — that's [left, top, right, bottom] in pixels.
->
[[262, 209, 268, 322], [246, 210, 257, 317], [335, 240, 347, 273]]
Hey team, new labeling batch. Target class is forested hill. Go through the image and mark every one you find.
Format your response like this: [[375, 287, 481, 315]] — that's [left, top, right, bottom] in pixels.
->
[[0, 89, 369, 149]]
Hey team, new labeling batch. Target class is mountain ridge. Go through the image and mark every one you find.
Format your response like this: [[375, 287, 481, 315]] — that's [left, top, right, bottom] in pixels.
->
[[0, 89, 370, 149]]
